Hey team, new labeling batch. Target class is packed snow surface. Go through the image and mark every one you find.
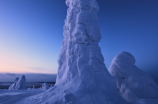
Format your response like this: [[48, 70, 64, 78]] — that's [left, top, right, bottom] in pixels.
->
[[109, 51, 158, 103], [21, 0, 128, 104], [0, 89, 43, 104]]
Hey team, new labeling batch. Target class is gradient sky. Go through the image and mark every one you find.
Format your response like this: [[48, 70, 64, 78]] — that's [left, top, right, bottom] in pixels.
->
[[0, 0, 158, 82]]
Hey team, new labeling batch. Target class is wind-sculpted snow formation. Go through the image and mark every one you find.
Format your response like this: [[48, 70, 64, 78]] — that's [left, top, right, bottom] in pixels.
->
[[22, 0, 129, 104], [42, 83, 49, 90], [109, 52, 158, 104]]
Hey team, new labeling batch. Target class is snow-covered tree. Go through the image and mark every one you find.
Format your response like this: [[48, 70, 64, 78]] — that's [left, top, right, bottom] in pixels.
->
[[22, 0, 128, 104], [109, 51, 158, 103], [42, 83, 49, 90], [8, 77, 19, 90], [8, 75, 27, 90], [15, 75, 27, 90]]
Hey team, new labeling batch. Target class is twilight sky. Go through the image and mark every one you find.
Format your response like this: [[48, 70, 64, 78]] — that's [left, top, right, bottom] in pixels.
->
[[0, 0, 158, 82]]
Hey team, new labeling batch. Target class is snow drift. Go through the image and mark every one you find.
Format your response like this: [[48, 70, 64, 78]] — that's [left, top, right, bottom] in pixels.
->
[[109, 51, 158, 103], [22, 0, 128, 104], [8, 75, 27, 90]]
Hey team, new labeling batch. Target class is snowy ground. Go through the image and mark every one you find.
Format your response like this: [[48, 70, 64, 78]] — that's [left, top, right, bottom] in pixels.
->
[[0, 82, 55, 104], [0, 89, 43, 104]]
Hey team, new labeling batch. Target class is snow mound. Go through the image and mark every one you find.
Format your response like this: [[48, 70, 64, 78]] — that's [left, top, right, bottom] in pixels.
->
[[22, 0, 129, 104], [109, 51, 158, 103], [42, 83, 49, 90], [8, 77, 19, 90]]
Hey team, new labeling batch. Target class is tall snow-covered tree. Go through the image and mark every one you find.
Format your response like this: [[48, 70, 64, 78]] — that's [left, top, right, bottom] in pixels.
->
[[22, 0, 128, 103]]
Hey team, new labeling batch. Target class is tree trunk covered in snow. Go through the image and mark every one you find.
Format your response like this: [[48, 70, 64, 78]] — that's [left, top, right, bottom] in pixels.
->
[[22, 0, 128, 104]]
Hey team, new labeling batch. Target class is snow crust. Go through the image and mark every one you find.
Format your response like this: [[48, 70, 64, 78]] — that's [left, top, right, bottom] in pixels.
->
[[42, 83, 49, 90], [21, 0, 129, 104], [109, 51, 158, 103], [8, 75, 27, 90]]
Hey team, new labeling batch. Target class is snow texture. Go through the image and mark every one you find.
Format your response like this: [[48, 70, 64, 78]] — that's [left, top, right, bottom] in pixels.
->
[[109, 51, 158, 103], [9, 75, 27, 90], [42, 83, 49, 90], [22, 0, 129, 104], [0, 89, 43, 104]]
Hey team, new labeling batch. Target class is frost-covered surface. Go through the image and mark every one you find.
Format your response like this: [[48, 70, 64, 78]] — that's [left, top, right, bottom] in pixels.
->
[[42, 83, 49, 90], [8, 75, 27, 90], [109, 51, 158, 103], [21, 0, 128, 104], [0, 89, 43, 104]]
